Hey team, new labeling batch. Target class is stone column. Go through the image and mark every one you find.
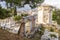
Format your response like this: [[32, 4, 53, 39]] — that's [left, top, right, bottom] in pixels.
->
[[18, 18, 25, 36], [31, 16, 35, 32]]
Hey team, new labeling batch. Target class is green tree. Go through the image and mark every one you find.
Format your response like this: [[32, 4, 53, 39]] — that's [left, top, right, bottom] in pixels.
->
[[5, 0, 44, 8], [5, 0, 13, 8], [5, 0, 44, 16], [24, 0, 44, 8], [52, 9, 60, 25], [0, 6, 11, 19], [52, 10, 57, 21], [5, 0, 22, 16]]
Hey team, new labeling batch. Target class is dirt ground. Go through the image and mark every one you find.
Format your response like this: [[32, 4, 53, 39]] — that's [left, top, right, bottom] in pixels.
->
[[0, 28, 41, 40], [0, 28, 30, 40]]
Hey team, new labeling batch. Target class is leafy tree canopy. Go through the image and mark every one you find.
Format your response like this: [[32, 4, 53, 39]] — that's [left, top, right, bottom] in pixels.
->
[[52, 9, 60, 25], [0, 6, 11, 19], [5, 0, 44, 8]]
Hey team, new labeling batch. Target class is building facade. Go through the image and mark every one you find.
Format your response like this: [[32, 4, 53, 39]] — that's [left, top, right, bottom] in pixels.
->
[[37, 5, 53, 24]]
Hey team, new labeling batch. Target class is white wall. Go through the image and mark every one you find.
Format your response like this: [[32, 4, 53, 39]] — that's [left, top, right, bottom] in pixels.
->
[[38, 7, 44, 24], [37, 6, 52, 24]]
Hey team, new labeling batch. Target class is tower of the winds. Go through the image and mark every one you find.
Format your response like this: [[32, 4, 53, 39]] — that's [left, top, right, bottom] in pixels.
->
[[37, 5, 53, 24]]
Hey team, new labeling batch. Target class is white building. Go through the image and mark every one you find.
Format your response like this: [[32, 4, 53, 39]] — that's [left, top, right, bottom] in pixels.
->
[[37, 5, 53, 24]]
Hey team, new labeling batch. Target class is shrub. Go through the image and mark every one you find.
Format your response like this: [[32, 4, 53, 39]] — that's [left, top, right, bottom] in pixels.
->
[[21, 14, 28, 17], [13, 15, 21, 21], [50, 27, 54, 32], [52, 9, 60, 25], [0, 7, 11, 19], [13, 13, 28, 21], [37, 24, 45, 38], [50, 34, 57, 38]]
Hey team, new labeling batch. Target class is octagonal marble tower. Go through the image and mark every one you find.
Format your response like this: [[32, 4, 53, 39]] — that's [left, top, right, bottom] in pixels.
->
[[37, 5, 53, 24]]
